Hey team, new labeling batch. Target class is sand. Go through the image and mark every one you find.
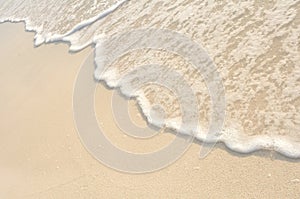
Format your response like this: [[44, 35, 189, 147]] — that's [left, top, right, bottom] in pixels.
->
[[0, 22, 299, 198]]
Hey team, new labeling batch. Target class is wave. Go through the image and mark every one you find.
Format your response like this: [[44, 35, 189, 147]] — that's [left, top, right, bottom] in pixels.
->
[[0, 0, 128, 46], [1, 0, 300, 158]]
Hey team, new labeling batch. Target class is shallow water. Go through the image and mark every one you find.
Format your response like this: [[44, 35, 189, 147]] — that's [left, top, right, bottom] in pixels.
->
[[1, 0, 299, 157]]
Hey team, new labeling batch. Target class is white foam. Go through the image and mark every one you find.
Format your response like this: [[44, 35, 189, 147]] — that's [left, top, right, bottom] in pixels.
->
[[0, 0, 128, 46], [93, 42, 300, 158], [45, 0, 128, 45], [1, 0, 300, 158]]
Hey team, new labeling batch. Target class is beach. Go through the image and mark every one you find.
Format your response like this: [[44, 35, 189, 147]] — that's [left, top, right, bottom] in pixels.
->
[[0, 22, 299, 198]]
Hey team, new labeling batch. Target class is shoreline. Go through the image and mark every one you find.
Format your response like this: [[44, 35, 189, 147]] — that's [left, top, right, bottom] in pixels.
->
[[0, 22, 299, 198], [2, 19, 300, 159]]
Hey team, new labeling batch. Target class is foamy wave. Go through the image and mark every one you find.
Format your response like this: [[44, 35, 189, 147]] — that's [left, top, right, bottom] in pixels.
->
[[93, 32, 300, 158], [0, 0, 128, 46], [1, 0, 300, 158]]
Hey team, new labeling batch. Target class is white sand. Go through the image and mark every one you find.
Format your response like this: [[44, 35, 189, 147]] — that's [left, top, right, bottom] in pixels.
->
[[0, 22, 299, 198]]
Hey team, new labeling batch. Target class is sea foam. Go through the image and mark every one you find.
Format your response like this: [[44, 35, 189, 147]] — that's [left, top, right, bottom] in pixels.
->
[[1, 0, 300, 158]]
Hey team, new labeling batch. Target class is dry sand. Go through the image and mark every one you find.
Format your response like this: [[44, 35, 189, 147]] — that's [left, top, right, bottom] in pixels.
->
[[0, 22, 299, 198]]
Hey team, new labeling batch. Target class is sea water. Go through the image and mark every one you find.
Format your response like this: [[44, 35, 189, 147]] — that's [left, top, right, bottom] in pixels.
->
[[1, 0, 299, 157]]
